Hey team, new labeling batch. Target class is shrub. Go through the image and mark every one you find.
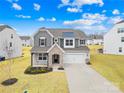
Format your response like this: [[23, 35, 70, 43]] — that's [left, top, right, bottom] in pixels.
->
[[58, 66, 64, 70], [24, 66, 53, 74]]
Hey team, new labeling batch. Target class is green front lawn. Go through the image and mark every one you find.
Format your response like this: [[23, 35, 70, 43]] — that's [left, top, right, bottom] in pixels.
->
[[89, 45, 124, 92], [0, 47, 69, 93]]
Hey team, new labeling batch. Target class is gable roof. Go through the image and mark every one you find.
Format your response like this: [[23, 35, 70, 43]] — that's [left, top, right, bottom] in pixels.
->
[[116, 20, 124, 24], [20, 36, 31, 40], [47, 43, 65, 53], [87, 34, 103, 40], [47, 28, 86, 38], [0, 25, 13, 32]]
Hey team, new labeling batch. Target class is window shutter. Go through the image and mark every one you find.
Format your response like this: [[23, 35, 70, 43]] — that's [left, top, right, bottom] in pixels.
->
[[39, 39, 40, 46], [45, 38, 47, 46]]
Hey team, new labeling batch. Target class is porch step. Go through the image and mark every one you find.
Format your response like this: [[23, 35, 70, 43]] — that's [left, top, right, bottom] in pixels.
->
[[52, 66, 64, 72], [53, 67, 59, 71]]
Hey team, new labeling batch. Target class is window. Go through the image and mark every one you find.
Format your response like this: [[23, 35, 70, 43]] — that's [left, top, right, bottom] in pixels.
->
[[80, 40, 85, 45], [10, 42, 12, 47], [38, 54, 47, 60], [118, 28, 124, 33], [119, 47, 122, 53], [11, 34, 13, 39], [121, 37, 124, 42], [66, 39, 73, 46], [39, 37, 46, 47]]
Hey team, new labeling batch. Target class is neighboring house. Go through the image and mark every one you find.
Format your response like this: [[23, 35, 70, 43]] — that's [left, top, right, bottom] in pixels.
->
[[86, 34, 104, 45], [20, 36, 32, 47], [31, 28, 90, 67], [0, 25, 22, 59], [104, 20, 124, 55]]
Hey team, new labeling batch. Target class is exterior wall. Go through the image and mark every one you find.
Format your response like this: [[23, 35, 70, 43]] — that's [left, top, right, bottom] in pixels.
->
[[86, 39, 103, 45], [48, 45, 64, 67], [0, 28, 22, 59], [75, 39, 79, 48], [104, 23, 124, 55], [21, 39, 32, 47], [93, 39, 103, 45], [32, 53, 48, 67], [34, 31, 53, 47]]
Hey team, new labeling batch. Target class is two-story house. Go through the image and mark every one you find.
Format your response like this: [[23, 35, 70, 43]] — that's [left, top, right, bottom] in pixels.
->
[[104, 20, 124, 55], [31, 28, 90, 67], [0, 24, 22, 59], [20, 36, 32, 47], [87, 34, 104, 45]]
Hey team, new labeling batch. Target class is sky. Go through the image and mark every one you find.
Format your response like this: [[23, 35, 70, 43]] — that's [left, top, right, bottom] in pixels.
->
[[0, 0, 124, 35]]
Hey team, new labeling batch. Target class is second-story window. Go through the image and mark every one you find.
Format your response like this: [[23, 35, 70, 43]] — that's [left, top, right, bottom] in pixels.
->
[[118, 28, 124, 33], [66, 39, 73, 46], [39, 37, 46, 47], [80, 40, 85, 45], [121, 37, 124, 42]]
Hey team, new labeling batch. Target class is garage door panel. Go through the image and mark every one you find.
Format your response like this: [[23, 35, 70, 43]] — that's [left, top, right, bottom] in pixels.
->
[[64, 53, 86, 63]]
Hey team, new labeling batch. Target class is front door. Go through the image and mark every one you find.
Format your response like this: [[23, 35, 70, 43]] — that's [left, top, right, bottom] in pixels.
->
[[52, 54, 59, 64]]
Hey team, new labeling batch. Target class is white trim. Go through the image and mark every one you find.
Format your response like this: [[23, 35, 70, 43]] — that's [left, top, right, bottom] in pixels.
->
[[40, 37, 45, 39], [47, 43, 65, 53], [64, 38, 75, 48], [39, 37, 46, 47], [32, 28, 54, 38], [46, 30, 54, 37]]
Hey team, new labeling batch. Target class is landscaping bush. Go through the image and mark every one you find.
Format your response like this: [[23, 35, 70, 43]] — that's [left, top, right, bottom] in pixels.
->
[[58, 67, 64, 70], [24, 66, 53, 74]]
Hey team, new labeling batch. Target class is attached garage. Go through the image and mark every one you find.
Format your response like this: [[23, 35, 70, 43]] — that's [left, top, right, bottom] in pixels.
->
[[63, 53, 88, 63]]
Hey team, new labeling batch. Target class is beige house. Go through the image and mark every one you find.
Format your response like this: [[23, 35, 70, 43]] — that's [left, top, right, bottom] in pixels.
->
[[31, 27, 90, 68]]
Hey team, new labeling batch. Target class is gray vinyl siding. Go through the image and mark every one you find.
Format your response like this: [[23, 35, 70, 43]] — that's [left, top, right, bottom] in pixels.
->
[[75, 39, 79, 48], [60, 38, 64, 48], [34, 31, 52, 47]]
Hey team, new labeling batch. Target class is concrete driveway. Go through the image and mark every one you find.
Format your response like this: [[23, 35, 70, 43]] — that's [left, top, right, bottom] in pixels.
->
[[64, 63, 122, 93]]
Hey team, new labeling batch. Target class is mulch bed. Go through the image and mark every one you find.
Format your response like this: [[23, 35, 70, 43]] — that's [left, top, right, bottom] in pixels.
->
[[1, 78, 18, 86]]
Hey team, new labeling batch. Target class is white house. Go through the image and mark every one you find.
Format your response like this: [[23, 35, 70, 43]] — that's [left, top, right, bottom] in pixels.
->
[[104, 20, 124, 55], [0, 25, 22, 59], [20, 36, 32, 47], [86, 34, 103, 45]]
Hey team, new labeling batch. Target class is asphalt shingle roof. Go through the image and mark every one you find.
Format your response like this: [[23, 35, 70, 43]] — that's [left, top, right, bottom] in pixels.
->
[[20, 36, 31, 40], [0, 25, 13, 32], [45, 28, 86, 38]]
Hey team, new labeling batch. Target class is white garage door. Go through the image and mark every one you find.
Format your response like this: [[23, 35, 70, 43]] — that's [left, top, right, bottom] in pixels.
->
[[63, 53, 86, 63]]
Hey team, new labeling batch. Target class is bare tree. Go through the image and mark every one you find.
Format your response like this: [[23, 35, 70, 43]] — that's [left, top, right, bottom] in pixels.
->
[[2, 40, 15, 83]]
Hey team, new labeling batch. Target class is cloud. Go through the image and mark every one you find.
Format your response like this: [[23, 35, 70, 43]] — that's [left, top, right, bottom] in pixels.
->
[[47, 17, 56, 22], [67, 7, 82, 13], [82, 13, 107, 21], [108, 16, 123, 24], [37, 17, 56, 22], [64, 13, 107, 26], [58, 0, 104, 10], [38, 17, 45, 21], [75, 25, 107, 32], [112, 9, 120, 15], [12, 3, 22, 10], [15, 15, 31, 19], [64, 19, 98, 26], [33, 3, 41, 11], [102, 10, 106, 13]]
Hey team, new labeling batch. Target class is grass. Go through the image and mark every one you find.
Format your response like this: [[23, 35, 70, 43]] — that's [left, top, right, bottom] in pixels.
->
[[0, 47, 69, 93], [89, 45, 124, 92]]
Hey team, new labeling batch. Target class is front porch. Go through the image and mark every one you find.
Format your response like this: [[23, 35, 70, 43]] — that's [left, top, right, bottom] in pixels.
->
[[31, 53, 63, 67], [31, 43, 64, 68]]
